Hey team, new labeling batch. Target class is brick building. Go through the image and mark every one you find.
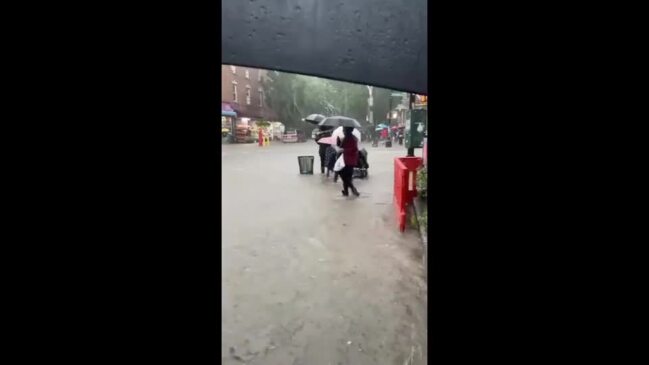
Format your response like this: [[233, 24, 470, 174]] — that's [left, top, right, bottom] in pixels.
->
[[221, 65, 278, 127]]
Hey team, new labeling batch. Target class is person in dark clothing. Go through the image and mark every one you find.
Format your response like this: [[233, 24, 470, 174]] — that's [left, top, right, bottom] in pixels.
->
[[315, 127, 333, 173], [337, 127, 360, 197], [324, 144, 337, 177], [318, 143, 328, 174]]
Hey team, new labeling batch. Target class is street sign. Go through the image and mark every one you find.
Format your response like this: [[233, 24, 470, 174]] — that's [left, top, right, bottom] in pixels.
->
[[405, 109, 426, 149]]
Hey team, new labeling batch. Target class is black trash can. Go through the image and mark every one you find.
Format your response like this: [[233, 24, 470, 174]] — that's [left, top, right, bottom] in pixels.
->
[[297, 156, 315, 174]]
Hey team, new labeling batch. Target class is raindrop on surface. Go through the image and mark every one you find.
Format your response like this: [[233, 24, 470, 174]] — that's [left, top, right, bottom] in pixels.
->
[[294, 5, 301, 12]]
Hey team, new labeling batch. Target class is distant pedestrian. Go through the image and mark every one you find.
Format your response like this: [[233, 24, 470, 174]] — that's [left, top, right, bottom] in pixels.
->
[[337, 127, 360, 197]]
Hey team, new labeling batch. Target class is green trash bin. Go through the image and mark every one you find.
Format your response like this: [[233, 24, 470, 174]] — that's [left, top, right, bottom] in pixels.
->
[[298, 156, 314, 174]]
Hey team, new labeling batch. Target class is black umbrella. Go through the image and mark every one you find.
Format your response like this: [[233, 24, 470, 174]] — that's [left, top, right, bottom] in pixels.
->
[[222, 0, 427, 94], [318, 116, 361, 129], [302, 114, 326, 125]]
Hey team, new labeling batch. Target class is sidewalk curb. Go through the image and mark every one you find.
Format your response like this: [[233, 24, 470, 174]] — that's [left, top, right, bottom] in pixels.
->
[[412, 198, 428, 281]]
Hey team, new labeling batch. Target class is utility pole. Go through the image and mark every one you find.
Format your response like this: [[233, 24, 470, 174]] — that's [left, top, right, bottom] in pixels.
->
[[388, 96, 392, 127], [367, 85, 376, 146], [367, 85, 373, 126], [407, 93, 415, 156]]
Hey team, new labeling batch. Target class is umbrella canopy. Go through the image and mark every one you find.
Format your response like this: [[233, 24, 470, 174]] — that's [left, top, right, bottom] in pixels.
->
[[375, 123, 389, 131], [318, 116, 362, 129], [222, 110, 237, 117], [303, 114, 326, 125], [314, 129, 333, 146], [317, 136, 335, 145], [222, 0, 427, 94]]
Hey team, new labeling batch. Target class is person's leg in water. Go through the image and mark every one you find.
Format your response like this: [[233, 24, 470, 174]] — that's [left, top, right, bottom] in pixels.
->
[[326, 149, 335, 178], [340, 166, 351, 196], [340, 166, 359, 196], [319, 146, 326, 174], [346, 166, 360, 196]]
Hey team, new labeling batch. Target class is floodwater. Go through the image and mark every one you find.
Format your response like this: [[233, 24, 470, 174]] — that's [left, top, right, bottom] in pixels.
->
[[222, 141, 427, 365]]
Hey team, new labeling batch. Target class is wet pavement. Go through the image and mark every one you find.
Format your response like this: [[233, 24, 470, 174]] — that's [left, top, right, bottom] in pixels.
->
[[222, 141, 427, 365]]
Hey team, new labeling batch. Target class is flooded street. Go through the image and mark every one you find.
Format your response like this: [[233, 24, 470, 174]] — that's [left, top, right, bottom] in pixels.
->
[[222, 142, 427, 365]]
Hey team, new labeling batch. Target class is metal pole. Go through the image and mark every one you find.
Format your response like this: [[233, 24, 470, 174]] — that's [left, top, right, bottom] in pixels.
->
[[367, 86, 373, 131], [407, 93, 415, 156], [389, 96, 392, 127], [367, 86, 376, 146]]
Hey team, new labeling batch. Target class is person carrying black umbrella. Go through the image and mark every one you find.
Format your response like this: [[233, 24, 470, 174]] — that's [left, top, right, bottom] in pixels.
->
[[315, 126, 333, 173], [304, 114, 330, 174]]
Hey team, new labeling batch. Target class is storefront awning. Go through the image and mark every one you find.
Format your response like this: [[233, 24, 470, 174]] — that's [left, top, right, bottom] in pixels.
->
[[222, 110, 237, 117]]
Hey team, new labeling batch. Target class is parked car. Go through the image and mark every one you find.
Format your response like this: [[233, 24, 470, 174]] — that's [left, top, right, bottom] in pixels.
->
[[282, 130, 298, 143]]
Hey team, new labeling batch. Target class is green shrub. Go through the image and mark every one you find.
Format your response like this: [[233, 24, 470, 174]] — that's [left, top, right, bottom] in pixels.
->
[[419, 210, 427, 232], [416, 165, 427, 199]]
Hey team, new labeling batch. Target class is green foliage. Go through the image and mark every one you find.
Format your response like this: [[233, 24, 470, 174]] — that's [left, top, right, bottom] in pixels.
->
[[372, 87, 393, 124], [416, 165, 427, 199], [263, 70, 404, 134], [419, 210, 427, 232]]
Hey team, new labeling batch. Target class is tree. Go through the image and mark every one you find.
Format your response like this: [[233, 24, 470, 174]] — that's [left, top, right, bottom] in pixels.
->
[[263, 71, 300, 130], [328, 80, 369, 127], [263, 70, 402, 135], [371, 87, 393, 125]]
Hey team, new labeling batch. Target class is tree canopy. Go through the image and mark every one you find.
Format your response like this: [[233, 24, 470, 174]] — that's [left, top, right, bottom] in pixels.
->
[[263, 71, 402, 135]]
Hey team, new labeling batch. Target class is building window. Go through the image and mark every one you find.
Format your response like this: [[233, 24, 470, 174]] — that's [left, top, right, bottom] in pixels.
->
[[246, 85, 251, 105], [232, 81, 238, 102], [258, 89, 264, 107], [230, 65, 236, 74], [245, 69, 250, 79]]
